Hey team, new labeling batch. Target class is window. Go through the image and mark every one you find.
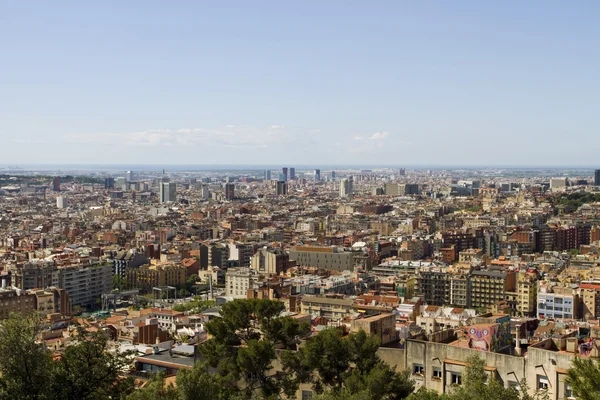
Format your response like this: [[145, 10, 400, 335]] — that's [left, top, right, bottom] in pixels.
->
[[451, 373, 462, 385], [413, 364, 424, 375], [537, 375, 549, 391], [508, 381, 520, 391], [565, 383, 573, 398], [433, 368, 442, 379], [301, 390, 313, 400]]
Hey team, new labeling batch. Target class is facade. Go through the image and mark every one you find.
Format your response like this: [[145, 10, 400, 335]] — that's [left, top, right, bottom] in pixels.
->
[[289, 167, 295, 180], [58, 262, 113, 307], [56, 196, 67, 209], [276, 180, 288, 195], [537, 285, 579, 320], [0, 289, 36, 319], [595, 169, 600, 186], [289, 246, 355, 271], [470, 270, 515, 310], [225, 267, 254, 297], [225, 183, 235, 200], [339, 178, 353, 198], [580, 281, 600, 320], [300, 295, 354, 321], [314, 169, 321, 181], [351, 313, 397, 345], [160, 182, 177, 203], [282, 167, 288, 181], [127, 264, 187, 293], [264, 170, 271, 180], [9, 262, 58, 290], [250, 248, 289, 275]]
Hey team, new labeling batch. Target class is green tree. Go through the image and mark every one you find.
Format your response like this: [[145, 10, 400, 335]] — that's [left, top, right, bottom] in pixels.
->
[[50, 327, 135, 400], [0, 313, 53, 400], [201, 298, 310, 398], [127, 373, 180, 400], [282, 327, 414, 399], [566, 357, 600, 400]]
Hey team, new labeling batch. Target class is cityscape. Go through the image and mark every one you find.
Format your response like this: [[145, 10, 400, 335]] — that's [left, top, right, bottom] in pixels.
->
[[2, 1, 600, 399], [1, 165, 600, 399]]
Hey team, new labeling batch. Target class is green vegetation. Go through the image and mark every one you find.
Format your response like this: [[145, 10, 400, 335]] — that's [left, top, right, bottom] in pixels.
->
[[172, 298, 216, 313], [552, 192, 600, 214], [0, 313, 134, 400], [566, 357, 600, 400]]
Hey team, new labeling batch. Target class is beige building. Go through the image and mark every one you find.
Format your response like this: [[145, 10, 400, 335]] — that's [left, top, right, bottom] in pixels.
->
[[300, 296, 355, 321], [351, 313, 397, 345], [250, 248, 289, 275], [226, 267, 254, 298]]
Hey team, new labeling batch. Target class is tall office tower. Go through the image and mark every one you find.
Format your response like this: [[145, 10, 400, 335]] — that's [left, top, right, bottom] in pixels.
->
[[595, 169, 600, 186], [331, 171, 336, 180], [126, 170, 134, 182], [314, 169, 321, 181], [104, 177, 115, 189], [289, 168, 295, 180], [264, 170, 271, 180], [56, 196, 67, 209], [339, 178, 353, 198], [276, 181, 288, 195], [159, 181, 177, 203], [116, 177, 127, 191], [282, 167, 288, 181], [399, 168, 406, 176], [225, 183, 235, 200], [52, 176, 60, 191]]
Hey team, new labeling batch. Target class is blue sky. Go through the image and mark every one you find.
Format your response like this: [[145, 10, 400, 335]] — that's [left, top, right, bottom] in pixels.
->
[[1, 1, 598, 166]]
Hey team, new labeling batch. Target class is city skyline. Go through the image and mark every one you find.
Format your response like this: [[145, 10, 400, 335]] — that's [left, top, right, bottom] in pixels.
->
[[1, 1, 599, 165]]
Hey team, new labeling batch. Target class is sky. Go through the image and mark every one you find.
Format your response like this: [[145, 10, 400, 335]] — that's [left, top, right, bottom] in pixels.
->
[[0, 1, 599, 166]]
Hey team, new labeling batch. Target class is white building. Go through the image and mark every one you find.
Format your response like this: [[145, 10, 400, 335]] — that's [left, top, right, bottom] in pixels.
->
[[225, 268, 254, 298], [56, 196, 67, 209]]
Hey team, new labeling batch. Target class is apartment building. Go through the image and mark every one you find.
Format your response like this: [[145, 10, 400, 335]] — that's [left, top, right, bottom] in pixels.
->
[[470, 269, 515, 310], [58, 262, 113, 307], [126, 263, 186, 293], [0, 288, 36, 319], [300, 296, 355, 321], [537, 283, 580, 320], [579, 280, 600, 320], [226, 267, 255, 298], [250, 247, 289, 275], [289, 246, 355, 271]]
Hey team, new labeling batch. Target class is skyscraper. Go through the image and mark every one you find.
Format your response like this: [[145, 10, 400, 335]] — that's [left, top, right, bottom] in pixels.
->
[[289, 168, 295, 180], [104, 177, 115, 189], [276, 181, 288, 195], [159, 181, 177, 203], [340, 178, 353, 198], [595, 169, 600, 186], [126, 170, 134, 182], [282, 167, 288, 182], [56, 196, 67, 209], [314, 169, 321, 181], [225, 183, 235, 200], [52, 176, 60, 192], [331, 171, 336, 180], [264, 170, 271, 181]]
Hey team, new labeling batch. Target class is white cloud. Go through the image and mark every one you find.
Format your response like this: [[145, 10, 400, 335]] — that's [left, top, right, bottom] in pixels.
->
[[369, 131, 390, 140], [353, 135, 364, 140], [63, 125, 307, 149], [12, 138, 47, 144]]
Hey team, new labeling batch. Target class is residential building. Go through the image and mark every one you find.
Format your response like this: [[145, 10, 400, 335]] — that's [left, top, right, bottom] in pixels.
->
[[470, 269, 515, 310], [250, 247, 289, 275], [300, 295, 355, 321], [226, 267, 254, 298], [289, 246, 356, 271], [0, 288, 36, 319], [351, 313, 397, 345]]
